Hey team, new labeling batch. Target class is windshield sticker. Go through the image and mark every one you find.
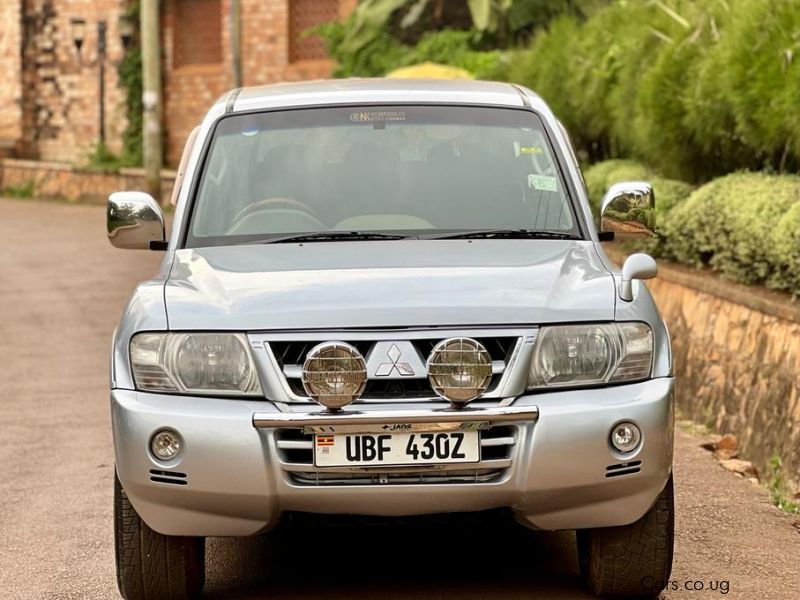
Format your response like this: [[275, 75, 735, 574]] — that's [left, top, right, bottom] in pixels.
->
[[528, 174, 558, 192], [520, 146, 544, 155], [349, 111, 407, 123]]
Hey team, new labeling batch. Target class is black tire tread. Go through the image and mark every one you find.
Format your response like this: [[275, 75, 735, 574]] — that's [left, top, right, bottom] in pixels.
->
[[114, 472, 205, 600], [582, 475, 674, 599]]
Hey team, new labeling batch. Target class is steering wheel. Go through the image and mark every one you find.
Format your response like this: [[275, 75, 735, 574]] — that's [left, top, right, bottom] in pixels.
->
[[227, 198, 325, 234]]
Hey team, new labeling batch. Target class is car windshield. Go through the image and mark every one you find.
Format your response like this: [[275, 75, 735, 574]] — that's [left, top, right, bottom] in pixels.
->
[[187, 105, 579, 246]]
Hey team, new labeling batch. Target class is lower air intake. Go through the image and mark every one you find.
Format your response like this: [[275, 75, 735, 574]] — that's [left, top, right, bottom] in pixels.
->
[[605, 460, 642, 478], [149, 469, 188, 486]]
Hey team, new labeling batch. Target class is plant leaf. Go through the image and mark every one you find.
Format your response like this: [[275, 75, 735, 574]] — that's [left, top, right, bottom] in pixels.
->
[[400, 0, 429, 28], [654, 0, 691, 30], [342, 0, 409, 53], [468, 0, 493, 31]]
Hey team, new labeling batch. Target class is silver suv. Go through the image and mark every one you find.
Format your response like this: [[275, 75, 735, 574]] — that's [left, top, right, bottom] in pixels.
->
[[108, 79, 673, 600]]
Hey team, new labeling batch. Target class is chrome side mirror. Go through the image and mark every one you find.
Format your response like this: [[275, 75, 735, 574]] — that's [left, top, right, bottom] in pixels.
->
[[620, 253, 657, 302], [600, 181, 656, 238], [107, 191, 166, 250]]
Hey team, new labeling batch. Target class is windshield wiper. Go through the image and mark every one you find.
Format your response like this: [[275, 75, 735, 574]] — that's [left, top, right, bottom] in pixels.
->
[[420, 229, 580, 241], [246, 231, 412, 245]]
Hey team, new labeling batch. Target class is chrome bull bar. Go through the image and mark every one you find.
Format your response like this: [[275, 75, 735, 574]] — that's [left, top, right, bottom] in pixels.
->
[[252, 404, 539, 429]]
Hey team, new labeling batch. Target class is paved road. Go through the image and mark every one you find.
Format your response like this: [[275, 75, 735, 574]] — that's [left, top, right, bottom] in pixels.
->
[[2, 198, 800, 599]]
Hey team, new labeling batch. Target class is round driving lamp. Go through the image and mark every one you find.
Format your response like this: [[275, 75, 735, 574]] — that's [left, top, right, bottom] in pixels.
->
[[427, 337, 492, 405], [610, 422, 642, 453], [302, 342, 367, 411], [150, 429, 182, 461]]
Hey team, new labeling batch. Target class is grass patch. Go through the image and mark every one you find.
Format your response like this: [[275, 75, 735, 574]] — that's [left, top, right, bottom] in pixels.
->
[[85, 142, 140, 173], [2, 180, 35, 198], [676, 419, 710, 438], [766, 456, 800, 514]]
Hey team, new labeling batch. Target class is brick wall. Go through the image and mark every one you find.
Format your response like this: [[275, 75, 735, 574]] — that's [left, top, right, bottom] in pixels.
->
[[0, 157, 176, 204], [602, 246, 800, 494], [649, 268, 800, 494], [1, 0, 356, 167], [18, 0, 129, 162], [162, 0, 232, 165], [162, 0, 357, 165], [0, 0, 23, 151]]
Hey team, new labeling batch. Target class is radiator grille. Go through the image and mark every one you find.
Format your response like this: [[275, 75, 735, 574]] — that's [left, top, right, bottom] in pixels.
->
[[270, 336, 518, 402]]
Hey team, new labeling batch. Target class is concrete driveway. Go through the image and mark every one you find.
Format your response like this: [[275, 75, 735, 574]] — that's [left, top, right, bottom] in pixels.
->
[[1, 198, 799, 599]]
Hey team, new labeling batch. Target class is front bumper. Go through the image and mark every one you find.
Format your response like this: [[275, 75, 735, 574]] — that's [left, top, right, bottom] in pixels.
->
[[112, 377, 674, 537]]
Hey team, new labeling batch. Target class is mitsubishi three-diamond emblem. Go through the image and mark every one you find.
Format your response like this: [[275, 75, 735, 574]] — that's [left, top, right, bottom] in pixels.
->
[[376, 343, 414, 376], [365, 341, 427, 379]]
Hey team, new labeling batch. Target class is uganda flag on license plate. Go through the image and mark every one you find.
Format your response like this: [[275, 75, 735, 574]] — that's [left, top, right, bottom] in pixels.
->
[[317, 436, 335, 446]]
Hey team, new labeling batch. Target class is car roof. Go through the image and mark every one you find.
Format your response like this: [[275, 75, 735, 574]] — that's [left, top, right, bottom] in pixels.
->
[[227, 78, 542, 113]]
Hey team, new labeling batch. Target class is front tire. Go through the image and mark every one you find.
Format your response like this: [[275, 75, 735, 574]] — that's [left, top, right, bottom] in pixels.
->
[[114, 472, 205, 600], [577, 475, 674, 599]]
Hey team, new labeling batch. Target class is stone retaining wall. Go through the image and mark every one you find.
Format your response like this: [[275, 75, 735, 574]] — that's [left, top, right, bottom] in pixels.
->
[[647, 261, 800, 492], [0, 159, 176, 205]]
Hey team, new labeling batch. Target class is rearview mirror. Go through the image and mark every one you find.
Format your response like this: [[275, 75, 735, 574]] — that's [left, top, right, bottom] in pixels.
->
[[600, 181, 656, 238], [107, 191, 166, 250]]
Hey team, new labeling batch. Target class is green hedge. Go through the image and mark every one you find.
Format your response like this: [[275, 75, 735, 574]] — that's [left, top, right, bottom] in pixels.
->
[[317, 25, 509, 80], [584, 164, 800, 296], [657, 173, 800, 293], [322, 0, 800, 181], [508, 0, 800, 181], [316, 20, 408, 77]]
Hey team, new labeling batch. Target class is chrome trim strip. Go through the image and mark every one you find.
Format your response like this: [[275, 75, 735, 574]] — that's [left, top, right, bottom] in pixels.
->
[[251, 327, 537, 341], [224, 87, 242, 113], [253, 405, 539, 428], [288, 470, 504, 485], [276, 440, 314, 450], [493, 335, 535, 397], [480, 436, 516, 447], [278, 458, 513, 474], [277, 435, 516, 451], [283, 364, 303, 379]]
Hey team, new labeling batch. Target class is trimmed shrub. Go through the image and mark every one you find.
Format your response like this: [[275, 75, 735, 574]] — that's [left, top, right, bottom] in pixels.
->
[[659, 173, 800, 288], [769, 203, 800, 294], [650, 176, 694, 219]]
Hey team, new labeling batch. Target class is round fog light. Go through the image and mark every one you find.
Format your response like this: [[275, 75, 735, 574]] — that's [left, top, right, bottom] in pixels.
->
[[151, 429, 182, 461], [427, 337, 493, 405], [610, 422, 641, 453], [302, 342, 367, 411]]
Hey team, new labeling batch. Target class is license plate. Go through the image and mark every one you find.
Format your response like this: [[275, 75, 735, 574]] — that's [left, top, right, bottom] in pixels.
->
[[314, 431, 480, 467]]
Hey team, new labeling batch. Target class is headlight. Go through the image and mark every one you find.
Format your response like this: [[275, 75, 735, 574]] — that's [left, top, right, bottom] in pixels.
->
[[130, 332, 262, 396], [527, 322, 653, 389]]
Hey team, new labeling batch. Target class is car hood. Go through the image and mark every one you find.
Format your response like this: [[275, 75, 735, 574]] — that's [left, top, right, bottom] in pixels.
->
[[164, 240, 616, 330]]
